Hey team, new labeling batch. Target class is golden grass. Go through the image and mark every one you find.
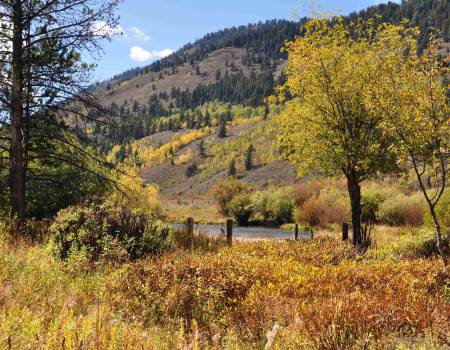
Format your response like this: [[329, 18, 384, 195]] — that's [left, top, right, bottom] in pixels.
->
[[315, 225, 407, 248], [161, 202, 226, 224], [0, 231, 448, 349]]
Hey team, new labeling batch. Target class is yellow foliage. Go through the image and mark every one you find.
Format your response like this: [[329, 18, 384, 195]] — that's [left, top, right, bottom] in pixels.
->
[[174, 148, 194, 165], [107, 166, 160, 215], [0, 227, 448, 349], [231, 115, 263, 126], [135, 127, 212, 167], [276, 18, 404, 179]]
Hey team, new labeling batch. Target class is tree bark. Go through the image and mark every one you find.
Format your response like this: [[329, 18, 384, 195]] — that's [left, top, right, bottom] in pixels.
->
[[428, 204, 449, 267], [347, 176, 362, 250], [10, 0, 26, 223]]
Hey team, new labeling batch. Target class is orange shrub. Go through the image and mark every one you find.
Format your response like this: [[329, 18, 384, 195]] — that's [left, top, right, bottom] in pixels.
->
[[293, 182, 321, 206], [294, 196, 348, 226], [107, 239, 449, 348], [294, 196, 326, 227]]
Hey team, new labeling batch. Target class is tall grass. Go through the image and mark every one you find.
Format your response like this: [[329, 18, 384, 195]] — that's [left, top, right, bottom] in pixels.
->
[[1, 227, 448, 349]]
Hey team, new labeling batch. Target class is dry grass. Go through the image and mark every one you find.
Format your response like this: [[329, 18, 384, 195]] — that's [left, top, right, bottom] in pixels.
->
[[0, 229, 449, 349], [161, 201, 226, 224], [315, 225, 406, 248]]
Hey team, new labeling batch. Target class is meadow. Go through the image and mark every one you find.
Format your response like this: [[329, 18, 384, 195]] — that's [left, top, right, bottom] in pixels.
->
[[0, 219, 449, 350]]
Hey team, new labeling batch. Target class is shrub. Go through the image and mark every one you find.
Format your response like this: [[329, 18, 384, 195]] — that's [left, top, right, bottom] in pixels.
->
[[251, 187, 295, 224], [294, 195, 347, 227], [293, 182, 320, 207], [266, 187, 296, 224], [229, 193, 254, 226], [109, 240, 448, 347], [252, 191, 272, 222], [377, 229, 450, 260], [323, 201, 347, 224], [378, 194, 425, 226], [361, 185, 399, 224], [209, 178, 252, 216], [175, 148, 194, 165], [294, 196, 326, 227], [107, 167, 161, 216], [50, 202, 174, 262]]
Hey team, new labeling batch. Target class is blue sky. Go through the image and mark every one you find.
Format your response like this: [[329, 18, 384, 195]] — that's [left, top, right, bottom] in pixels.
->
[[92, 0, 394, 81]]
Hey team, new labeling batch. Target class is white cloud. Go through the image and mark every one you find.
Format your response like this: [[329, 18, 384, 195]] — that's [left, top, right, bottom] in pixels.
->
[[128, 27, 151, 42], [92, 21, 123, 37], [129, 46, 174, 62]]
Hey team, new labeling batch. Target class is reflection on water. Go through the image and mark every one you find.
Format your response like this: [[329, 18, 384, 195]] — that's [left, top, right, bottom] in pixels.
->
[[173, 223, 311, 240]]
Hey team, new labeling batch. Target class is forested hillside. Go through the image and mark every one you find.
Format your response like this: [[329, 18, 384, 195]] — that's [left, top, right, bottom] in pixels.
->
[[92, 0, 450, 153]]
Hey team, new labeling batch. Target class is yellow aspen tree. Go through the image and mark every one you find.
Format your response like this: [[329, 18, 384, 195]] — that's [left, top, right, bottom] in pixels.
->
[[276, 18, 398, 249], [369, 27, 450, 267]]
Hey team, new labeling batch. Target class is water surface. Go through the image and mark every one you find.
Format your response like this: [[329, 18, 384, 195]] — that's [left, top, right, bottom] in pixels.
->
[[174, 223, 312, 240]]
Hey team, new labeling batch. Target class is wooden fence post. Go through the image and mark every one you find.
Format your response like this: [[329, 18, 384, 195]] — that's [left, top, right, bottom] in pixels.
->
[[186, 217, 194, 245], [342, 223, 349, 241], [227, 219, 233, 246], [294, 224, 299, 241]]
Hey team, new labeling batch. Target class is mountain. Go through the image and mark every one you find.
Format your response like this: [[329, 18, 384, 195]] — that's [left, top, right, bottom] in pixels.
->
[[93, 0, 449, 196]]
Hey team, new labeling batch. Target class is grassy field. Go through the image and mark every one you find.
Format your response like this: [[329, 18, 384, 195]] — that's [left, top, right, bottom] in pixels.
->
[[161, 199, 226, 224], [0, 226, 448, 350]]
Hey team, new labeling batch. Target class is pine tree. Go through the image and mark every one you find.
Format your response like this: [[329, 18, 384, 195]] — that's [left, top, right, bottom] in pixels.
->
[[218, 123, 227, 138], [198, 140, 206, 158], [0, 0, 120, 222], [263, 104, 270, 119], [245, 144, 255, 171], [228, 159, 237, 177], [185, 162, 198, 177]]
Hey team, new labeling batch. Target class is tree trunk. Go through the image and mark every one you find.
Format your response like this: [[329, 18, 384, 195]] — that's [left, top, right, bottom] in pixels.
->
[[10, 0, 26, 223], [429, 205, 449, 267], [347, 176, 362, 250]]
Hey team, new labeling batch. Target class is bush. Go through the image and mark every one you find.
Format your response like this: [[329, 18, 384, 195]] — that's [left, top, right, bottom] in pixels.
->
[[110, 240, 448, 347], [267, 187, 295, 224], [377, 229, 450, 260], [294, 196, 326, 227], [252, 191, 271, 222], [107, 167, 161, 216], [252, 187, 295, 224], [50, 202, 174, 262], [378, 194, 425, 227], [293, 182, 320, 207], [294, 195, 347, 227], [361, 185, 399, 224], [229, 193, 254, 226], [209, 178, 252, 216]]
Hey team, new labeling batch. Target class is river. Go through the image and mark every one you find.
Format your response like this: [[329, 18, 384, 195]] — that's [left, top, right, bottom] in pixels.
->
[[173, 223, 312, 240]]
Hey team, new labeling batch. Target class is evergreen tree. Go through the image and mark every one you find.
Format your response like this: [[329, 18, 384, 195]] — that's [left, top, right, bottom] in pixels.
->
[[245, 144, 255, 171], [185, 162, 198, 177], [0, 0, 120, 222], [228, 159, 237, 177], [263, 104, 270, 119], [198, 140, 206, 158], [218, 123, 227, 138], [204, 110, 211, 126]]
